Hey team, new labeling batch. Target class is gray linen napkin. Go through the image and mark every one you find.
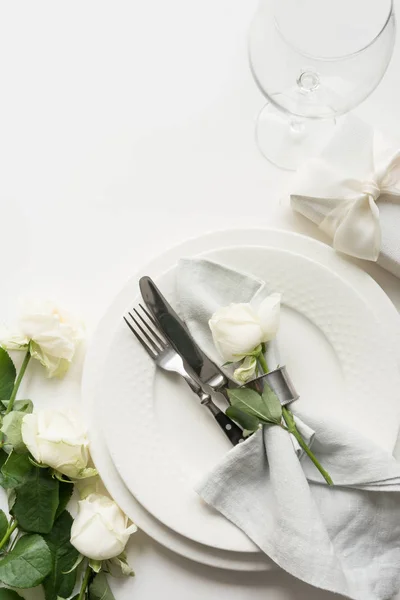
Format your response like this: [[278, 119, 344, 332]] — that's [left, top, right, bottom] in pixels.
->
[[176, 258, 400, 600]]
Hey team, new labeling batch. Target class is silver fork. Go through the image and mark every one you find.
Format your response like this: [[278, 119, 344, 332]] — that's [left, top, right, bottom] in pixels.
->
[[124, 305, 245, 445]]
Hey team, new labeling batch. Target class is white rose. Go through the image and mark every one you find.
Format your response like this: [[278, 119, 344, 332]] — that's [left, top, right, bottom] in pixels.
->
[[1, 299, 84, 377], [70, 493, 137, 561], [209, 293, 281, 362], [21, 409, 91, 479]]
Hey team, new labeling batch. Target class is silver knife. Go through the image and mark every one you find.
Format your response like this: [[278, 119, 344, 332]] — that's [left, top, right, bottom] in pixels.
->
[[139, 276, 230, 398]]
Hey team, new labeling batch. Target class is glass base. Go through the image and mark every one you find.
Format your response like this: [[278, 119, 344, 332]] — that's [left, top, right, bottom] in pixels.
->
[[255, 103, 336, 171]]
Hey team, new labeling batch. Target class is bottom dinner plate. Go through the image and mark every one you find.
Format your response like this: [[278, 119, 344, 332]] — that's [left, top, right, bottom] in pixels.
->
[[83, 228, 400, 570]]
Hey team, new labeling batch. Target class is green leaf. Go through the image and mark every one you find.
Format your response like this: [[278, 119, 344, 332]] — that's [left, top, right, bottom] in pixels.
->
[[0, 511, 8, 543], [261, 387, 283, 423], [0, 453, 7, 471], [12, 468, 59, 533], [89, 572, 115, 600], [0, 590, 24, 600], [1, 412, 27, 454], [6, 490, 16, 511], [0, 452, 33, 489], [55, 481, 73, 520], [1, 400, 33, 414], [0, 534, 52, 588], [104, 553, 134, 578], [226, 406, 260, 432], [0, 349, 16, 403], [0, 451, 7, 487], [62, 553, 84, 575], [43, 511, 79, 600], [227, 388, 279, 424]]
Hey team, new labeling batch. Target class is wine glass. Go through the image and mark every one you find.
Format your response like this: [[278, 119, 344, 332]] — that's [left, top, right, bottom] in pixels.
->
[[249, 0, 396, 170]]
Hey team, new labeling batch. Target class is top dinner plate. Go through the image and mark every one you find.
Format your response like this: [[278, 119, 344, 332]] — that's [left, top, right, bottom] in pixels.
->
[[97, 235, 400, 553]]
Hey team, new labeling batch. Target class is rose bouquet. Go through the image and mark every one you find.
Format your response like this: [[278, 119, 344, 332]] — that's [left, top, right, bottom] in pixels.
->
[[0, 300, 137, 600]]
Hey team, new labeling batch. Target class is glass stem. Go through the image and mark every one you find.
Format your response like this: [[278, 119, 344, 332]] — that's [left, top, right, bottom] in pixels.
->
[[290, 117, 306, 134]]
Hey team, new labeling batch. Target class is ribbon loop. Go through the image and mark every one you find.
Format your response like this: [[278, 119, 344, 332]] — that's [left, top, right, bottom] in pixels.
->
[[290, 117, 400, 262]]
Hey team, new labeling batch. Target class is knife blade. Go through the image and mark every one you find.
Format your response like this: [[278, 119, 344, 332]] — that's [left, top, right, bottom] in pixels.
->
[[139, 276, 229, 395]]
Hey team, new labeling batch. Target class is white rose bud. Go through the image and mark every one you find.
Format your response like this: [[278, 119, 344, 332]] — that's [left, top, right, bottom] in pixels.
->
[[233, 356, 257, 383], [1, 299, 84, 378], [209, 293, 281, 362], [70, 493, 137, 561], [21, 409, 91, 479]]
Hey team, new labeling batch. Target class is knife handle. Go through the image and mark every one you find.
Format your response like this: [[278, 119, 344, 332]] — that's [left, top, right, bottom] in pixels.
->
[[199, 392, 245, 445], [214, 411, 246, 446]]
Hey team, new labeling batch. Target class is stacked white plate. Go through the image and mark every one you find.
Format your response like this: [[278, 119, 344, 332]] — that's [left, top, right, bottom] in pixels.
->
[[82, 228, 400, 572]]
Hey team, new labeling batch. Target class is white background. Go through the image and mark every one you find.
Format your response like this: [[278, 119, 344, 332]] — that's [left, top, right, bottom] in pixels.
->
[[1, 1, 400, 599]]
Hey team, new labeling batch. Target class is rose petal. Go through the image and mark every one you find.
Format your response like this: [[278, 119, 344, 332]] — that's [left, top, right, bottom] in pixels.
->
[[21, 413, 42, 463], [257, 293, 281, 343], [209, 303, 263, 361], [71, 494, 136, 560]]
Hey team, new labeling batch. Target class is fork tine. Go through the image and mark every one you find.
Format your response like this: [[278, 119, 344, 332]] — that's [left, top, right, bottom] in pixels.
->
[[135, 306, 166, 349], [123, 316, 157, 359], [128, 311, 163, 354], [139, 304, 159, 328]]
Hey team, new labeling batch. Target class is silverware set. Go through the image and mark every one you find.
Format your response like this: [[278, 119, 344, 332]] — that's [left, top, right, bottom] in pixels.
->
[[123, 275, 298, 446], [123, 276, 245, 445], [124, 303, 245, 445]]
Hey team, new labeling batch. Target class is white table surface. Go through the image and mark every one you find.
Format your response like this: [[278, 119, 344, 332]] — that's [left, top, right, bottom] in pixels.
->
[[1, 1, 400, 599]]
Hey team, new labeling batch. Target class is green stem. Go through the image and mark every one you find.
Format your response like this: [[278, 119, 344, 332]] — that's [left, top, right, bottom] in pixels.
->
[[78, 564, 92, 600], [257, 352, 333, 486], [5, 350, 31, 415], [282, 407, 333, 485], [8, 530, 19, 553], [0, 520, 18, 551], [258, 353, 269, 374]]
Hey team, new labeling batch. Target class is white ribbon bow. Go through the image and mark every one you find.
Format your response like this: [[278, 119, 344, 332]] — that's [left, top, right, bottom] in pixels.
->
[[291, 117, 400, 261]]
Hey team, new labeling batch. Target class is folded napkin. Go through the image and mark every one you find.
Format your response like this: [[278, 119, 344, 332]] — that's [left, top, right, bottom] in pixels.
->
[[291, 116, 400, 278], [177, 258, 400, 600]]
